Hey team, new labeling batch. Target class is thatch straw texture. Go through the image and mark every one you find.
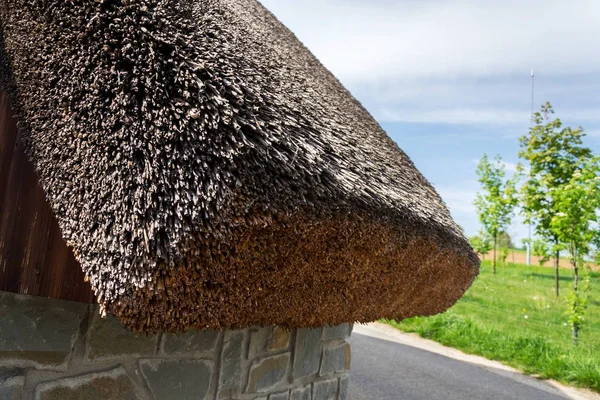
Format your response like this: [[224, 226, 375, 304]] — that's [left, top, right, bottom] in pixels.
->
[[0, 0, 479, 332]]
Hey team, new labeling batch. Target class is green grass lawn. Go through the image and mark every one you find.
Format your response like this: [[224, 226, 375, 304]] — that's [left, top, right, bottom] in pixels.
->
[[386, 261, 600, 392]]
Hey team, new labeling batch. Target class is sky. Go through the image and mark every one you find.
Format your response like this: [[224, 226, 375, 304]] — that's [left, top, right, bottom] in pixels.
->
[[261, 0, 600, 243]]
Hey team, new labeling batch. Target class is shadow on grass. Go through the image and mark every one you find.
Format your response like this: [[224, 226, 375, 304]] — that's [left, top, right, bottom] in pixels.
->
[[529, 273, 574, 283]]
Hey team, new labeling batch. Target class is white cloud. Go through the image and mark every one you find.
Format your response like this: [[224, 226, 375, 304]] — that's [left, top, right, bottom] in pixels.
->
[[471, 158, 523, 174], [375, 103, 600, 128], [261, 0, 600, 129], [437, 187, 477, 216], [378, 108, 529, 125], [261, 0, 600, 84], [436, 186, 479, 235]]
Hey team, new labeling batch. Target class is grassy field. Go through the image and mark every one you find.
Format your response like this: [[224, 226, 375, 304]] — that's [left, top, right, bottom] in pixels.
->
[[386, 261, 600, 392]]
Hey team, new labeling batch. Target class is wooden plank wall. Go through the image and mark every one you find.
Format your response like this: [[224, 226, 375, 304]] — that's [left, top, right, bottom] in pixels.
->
[[0, 92, 94, 303]]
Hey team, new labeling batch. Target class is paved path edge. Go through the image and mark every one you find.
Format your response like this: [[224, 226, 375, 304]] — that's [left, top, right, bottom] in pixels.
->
[[353, 322, 600, 400]]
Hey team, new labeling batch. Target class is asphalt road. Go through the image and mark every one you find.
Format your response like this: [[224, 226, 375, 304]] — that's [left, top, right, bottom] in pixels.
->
[[348, 332, 572, 400]]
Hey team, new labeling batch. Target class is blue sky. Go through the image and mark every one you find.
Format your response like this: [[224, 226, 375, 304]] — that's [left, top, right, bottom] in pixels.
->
[[261, 0, 600, 242]]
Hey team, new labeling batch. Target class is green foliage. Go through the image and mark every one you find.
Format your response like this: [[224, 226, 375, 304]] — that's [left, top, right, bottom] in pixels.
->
[[565, 276, 590, 343], [468, 101, 599, 355], [386, 261, 600, 392], [469, 233, 492, 256], [549, 158, 600, 264], [519, 102, 593, 241], [497, 231, 514, 249], [533, 238, 552, 266], [518, 102, 594, 240], [518, 102, 597, 299], [500, 246, 510, 264], [550, 158, 600, 340], [474, 154, 518, 272], [475, 155, 518, 237]]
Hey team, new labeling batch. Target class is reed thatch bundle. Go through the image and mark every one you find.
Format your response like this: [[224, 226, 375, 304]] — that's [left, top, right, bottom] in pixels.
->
[[0, 0, 479, 332]]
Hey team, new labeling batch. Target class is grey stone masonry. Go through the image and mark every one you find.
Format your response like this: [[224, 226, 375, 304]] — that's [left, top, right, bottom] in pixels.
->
[[268, 391, 289, 400], [0, 370, 24, 400], [320, 343, 351, 376], [35, 367, 141, 400], [140, 359, 213, 400], [219, 330, 245, 393], [313, 379, 338, 400], [0, 291, 352, 399], [293, 328, 323, 379], [246, 354, 290, 393], [162, 330, 219, 356], [290, 386, 311, 400], [339, 376, 349, 400], [86, 312, 158, 361], [322, 325, 351, 341], [0, 292, 88, 368]]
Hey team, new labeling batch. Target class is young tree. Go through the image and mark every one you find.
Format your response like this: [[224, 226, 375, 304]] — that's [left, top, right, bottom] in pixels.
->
[[549, 158, 600, 342], [497, 231, 514, 249], [518, 102, 593, 297], [469, 233, 492, 260], [474, 155, 518, 274], [532, 238, 552, 267], [499, 246, 510, 265], [497, 231, 513, 265]]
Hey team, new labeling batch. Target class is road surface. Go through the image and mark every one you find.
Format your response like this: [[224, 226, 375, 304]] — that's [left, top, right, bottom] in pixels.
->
[[348, 324, 593, 400]]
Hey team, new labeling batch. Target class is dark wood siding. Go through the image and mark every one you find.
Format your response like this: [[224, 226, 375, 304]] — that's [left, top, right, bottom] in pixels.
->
[[0, 92, 94, 303]]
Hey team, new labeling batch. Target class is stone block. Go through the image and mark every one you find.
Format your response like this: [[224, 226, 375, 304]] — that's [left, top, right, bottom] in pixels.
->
[[219, 330, 245, 390], [246, 353, 290, 393], [85, 312, 157, 360], [267, 327, 290, 352], [313, 379, 337, 400], [290, 385, 311, 400], [36, 367, 140, 400], [217, 388, 241, 399], [0, 292, 87, 367], [0, 369, 24, 400], [162, 329, 219, 355], [269, 391, 290, 400], [322, 325, 350, 341], [248, 327, 272, 360], [293, 328, 322, 379], [140, 359, 213, 400], [319, 343, 350, 376], [338, 376, 349, 400]]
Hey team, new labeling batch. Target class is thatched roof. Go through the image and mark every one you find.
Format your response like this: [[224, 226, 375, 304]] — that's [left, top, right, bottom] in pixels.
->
[[0, 0, 479, 332]]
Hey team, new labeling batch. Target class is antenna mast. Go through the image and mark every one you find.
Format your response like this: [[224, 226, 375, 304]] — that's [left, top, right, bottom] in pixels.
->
[[526, 69, 535, 266]]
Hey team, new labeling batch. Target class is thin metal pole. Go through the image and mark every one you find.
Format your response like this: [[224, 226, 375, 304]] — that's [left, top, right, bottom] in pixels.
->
[[526, 69, 534, 266]]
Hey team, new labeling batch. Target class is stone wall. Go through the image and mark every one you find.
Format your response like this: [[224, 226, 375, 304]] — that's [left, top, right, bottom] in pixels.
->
[[0, 292, 351, 400]]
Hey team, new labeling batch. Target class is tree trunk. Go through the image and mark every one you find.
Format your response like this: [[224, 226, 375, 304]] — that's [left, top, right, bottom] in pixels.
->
[[572, 251, 579, 343], [554, 248, 560, 297], [573, 262, 579, 291], [493, 233, 497, 275]]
